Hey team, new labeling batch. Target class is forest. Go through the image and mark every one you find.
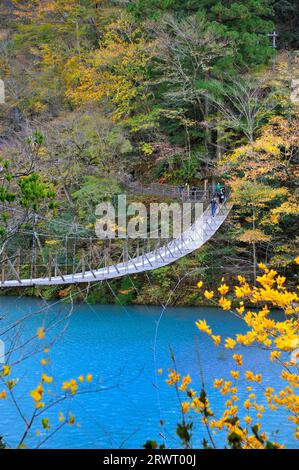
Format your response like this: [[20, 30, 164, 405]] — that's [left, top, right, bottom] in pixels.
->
[[0, 0, 298, 305], [1, 0, 299, 454]]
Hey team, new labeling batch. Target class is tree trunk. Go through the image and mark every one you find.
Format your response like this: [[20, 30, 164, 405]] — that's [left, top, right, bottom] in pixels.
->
[[253, 241, 257, 286]]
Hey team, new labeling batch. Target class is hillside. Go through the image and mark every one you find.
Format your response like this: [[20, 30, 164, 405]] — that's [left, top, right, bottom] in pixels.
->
[[0, 0, 298, 305]]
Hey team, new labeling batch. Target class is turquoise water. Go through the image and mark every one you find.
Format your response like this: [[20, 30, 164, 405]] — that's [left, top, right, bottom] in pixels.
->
[[0, 297, 297, 449]]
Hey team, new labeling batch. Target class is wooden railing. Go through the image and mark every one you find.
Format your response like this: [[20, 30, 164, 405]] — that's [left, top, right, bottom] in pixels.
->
[[125, 181, 210, 202]]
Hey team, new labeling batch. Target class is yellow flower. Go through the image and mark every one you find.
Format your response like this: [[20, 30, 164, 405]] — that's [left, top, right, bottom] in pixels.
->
[[1, 365, 11, 377], [276, 276, 286, 288], [6, 380, 16, 390], [192, 397, 204, 411], [212, 335, 221, 346], [244, 416, 252, 425], [62, 379, 78, 394], [35, 401, 45, 409], [37, 327, 45, 340], [235, 284, 251, 298], [237, 275, 246, 284], [231, 371, 239, 380], [86, 373, 92, 383], [181, 402, 190, 414], [244, 399, 252, 410], [204, 290, 214, 300], [44, 348, 49, 354], [245, 371, 262, 383], [41, 374, 53, 384], [78, 375, 84, 383], [233, 354, 243, 366], [166, 369, 180, 386], [236, 304, 245, 314], [258, 262, 268, 271], [30, 384, 44, 402], [295, 256, 299, 265], [197, 281, 203, 289], [68, 414, 75, 425], [218, 284, 229, 295], [196, 319, 212, 335], [245, 371, 255, 381], [58, 412, 65, 422], [270, 350, 281, 361], [218, 297, 232, 310], [179, 375, 191, 391], [214, 378, 223, 388], [225, 338, 236, 349], [0, 390, 6, 399], [40, 359, 47, 366]]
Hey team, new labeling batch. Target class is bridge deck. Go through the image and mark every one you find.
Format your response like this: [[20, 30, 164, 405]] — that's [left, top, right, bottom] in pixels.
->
[[0, 201, 232, 287]]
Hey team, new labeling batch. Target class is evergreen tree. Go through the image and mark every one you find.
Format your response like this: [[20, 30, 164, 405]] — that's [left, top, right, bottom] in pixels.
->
[[274, 0, 299, 48], [130, 0, 275, 67]]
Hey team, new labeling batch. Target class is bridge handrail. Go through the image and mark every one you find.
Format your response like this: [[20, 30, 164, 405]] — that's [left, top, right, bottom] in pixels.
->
[[124, 181, 210, 202]]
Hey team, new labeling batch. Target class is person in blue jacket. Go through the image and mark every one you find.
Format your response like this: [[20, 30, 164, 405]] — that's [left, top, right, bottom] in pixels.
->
[[211, 197, 217, 217]]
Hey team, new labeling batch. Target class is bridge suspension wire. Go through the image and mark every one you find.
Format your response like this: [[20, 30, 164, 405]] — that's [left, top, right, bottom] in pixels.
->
[[0, 195, 232, 287], [5, 192, 205, 243], [1, 182, 210, 241]]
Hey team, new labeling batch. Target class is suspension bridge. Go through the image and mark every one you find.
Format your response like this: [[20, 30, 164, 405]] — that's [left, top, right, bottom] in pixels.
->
[[0, 185, 232, 287]]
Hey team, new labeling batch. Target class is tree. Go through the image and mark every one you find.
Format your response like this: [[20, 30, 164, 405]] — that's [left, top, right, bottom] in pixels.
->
[[230, 179, 288, 281], [63, 12, 153, 121], [0, 132, 55, 250], [5, 1, 119, 115], [163, 262, 299, 448], [274, 0, 299, 49], [149, 13, 233, 169], [221, 114, 299, 275], [0, 436, 5, 449], [131, 0, 275, 68]]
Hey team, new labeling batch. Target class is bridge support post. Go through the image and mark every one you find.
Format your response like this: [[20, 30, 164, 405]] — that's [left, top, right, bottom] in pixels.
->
[[81, 253, 85, 279], [48, 253, 52, 282], [65, 235, 68, 275], [1, 254, 5, 284]]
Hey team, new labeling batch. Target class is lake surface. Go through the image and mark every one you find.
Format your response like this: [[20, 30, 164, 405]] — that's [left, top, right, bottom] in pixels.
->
[[0, 297, 297, 449]]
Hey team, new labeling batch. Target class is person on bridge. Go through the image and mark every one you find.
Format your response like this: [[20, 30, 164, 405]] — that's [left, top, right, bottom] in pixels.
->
[[211, 197, 217, 217], [178, 185, 184, 199], [191, 186, 197, 200], [220, 187, 226, 204]]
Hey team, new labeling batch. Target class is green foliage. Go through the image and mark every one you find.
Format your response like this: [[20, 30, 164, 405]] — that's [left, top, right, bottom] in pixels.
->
[[72, 176, 121, 219], [128, 0, 200, 18], [85, 283, 113, 305], [143, 440, 166, 449], [176, 422, 193, 448], [274, 0, 299, 48], [170, 153, 203, 183], [131, 0, 275, 67], [0, 436, 5, 449], [0, 151, 56, 239], [18, 174, 56, 210], [0, 0, 297, 300], [115, 277, 138, 305]]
